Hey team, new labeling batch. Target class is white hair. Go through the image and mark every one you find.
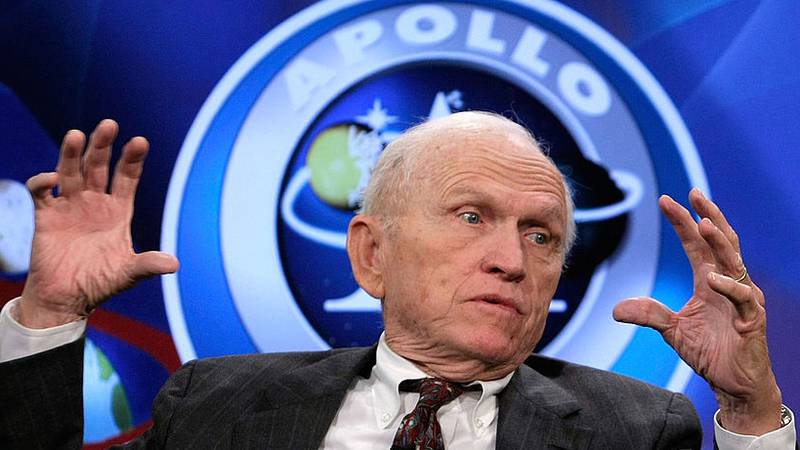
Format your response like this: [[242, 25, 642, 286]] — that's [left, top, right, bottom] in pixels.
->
[[358, 111, 577, 257]]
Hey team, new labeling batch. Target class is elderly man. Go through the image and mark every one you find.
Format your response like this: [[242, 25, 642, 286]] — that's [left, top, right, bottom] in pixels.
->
[[0, 112, 794, 449]]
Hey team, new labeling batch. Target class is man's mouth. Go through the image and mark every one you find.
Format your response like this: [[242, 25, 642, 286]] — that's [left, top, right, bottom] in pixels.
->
[[470, 295, 522, 314]]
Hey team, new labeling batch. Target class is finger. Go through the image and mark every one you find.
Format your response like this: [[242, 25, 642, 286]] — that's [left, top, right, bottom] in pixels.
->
[[83, 119, 119, 192], [56, 129, 86, 196], [26, 172, 58, 208], [111, 136, 149, 200], [707, 272, 758, 321], [613, 297, 675, 334], [129, 251, 179, 280], [689, 188, 741, 253], [698, 218, 746, 281], [659, 195, 709, 269]]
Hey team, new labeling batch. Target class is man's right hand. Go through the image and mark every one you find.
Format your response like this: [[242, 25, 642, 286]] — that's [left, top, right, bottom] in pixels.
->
[[15, 119, 179, 329]]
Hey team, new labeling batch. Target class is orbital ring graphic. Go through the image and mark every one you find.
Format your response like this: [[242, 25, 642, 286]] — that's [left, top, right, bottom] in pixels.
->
[[281, 166, 645, 250]]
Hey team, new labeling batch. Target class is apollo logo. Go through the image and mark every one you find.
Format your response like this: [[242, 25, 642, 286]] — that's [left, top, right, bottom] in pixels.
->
[[284, 5, 611, 117], [162, 0, 708, 392]]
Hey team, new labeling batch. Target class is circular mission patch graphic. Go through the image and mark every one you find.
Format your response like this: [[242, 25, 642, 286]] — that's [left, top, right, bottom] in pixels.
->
[[162, 0, 708, 392]]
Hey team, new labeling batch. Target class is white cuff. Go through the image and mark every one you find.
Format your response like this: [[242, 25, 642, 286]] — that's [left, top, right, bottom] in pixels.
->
[[715, 406, 796, 450], [0, 297, 86, 362]]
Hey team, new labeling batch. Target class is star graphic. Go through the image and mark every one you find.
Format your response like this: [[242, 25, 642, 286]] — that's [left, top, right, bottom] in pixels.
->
[[356, 99, 398, 131]]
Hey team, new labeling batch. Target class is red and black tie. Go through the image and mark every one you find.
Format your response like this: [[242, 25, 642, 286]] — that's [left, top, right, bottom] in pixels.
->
[[391, 378, 466, 450]]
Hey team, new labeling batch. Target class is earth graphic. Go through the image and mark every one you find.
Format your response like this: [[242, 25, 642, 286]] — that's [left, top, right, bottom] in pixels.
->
[[82, 339, 133, 442]]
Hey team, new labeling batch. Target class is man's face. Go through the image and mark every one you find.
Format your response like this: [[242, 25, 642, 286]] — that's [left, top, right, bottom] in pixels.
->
[[380, 127, 568, 377]]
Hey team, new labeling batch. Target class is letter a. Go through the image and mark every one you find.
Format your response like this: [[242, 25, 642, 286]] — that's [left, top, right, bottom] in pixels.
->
[[285, 58, 337, 111]]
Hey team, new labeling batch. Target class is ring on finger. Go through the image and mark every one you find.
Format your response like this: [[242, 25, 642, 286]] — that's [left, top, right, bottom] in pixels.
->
[[733, 266, 748, 283]]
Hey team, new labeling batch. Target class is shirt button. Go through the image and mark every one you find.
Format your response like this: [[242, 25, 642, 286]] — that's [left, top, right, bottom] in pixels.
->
[[382, 413, 391, 423], [475, 418, 484, 428]]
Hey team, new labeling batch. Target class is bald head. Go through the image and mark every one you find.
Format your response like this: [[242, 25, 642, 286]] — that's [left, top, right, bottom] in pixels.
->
[[359, 111, 576, 255]]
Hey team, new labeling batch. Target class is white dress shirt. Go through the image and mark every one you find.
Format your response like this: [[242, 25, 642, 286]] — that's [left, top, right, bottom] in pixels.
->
[[0, 298, 86, 362], [320, 333, 512, 449], [0, 298, 795, 449]]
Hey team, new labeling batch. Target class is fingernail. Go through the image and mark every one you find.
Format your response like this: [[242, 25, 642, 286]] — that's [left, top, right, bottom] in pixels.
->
[[708, 272, 717, 282]]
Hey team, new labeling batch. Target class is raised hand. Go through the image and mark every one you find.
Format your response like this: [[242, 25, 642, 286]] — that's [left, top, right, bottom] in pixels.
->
[[613, 188, 782, 434], [16, 120, 179, 329]]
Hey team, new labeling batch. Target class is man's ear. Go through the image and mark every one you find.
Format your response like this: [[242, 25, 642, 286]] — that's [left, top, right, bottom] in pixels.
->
[[347, 215, 386, 300]]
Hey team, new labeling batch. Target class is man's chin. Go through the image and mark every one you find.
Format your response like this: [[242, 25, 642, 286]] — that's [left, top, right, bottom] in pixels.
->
[[459, 332, 528, 367]]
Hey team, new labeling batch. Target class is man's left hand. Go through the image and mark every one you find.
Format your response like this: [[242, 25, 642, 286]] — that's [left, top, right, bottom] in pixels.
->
[[613, 188, 782, 435]]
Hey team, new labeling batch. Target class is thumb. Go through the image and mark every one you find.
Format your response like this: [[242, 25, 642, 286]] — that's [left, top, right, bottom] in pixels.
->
[[613, 297, 675, 334], [130, 251, 180, 279]]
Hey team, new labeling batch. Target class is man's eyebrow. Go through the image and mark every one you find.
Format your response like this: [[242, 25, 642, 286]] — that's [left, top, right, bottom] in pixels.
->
[[440, 186, 497, 206], [442, 186, 565, 222], [526, 202, 564, 218], [441, 184, 494, 199], [519, 204, 564, 228]]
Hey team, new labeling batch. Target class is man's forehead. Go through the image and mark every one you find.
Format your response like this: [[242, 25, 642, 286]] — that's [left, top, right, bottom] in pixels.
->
[[423, 136, 563, 190], [418, 125, 544, 167], [383, 112, 567, 213], [417, 130, 567, 214]]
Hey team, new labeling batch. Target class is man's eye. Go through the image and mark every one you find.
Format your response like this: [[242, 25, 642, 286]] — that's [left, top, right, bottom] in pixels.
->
[[459, 211, 481, 224], [528, 232, 549, 245]]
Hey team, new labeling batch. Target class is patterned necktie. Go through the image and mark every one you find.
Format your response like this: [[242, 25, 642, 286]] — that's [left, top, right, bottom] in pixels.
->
[[391, 378, 466, 450]]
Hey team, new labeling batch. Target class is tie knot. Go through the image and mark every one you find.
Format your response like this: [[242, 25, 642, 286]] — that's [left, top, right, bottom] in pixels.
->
[[400, 378, 465, 411], [393, 378, 478, 450]]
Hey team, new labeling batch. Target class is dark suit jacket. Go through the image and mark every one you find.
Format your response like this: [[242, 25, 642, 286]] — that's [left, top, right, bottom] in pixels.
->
[[1, 337, 702, 449]]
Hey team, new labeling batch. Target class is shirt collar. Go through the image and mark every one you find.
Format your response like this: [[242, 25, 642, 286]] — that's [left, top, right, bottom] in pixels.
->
[[370, 332, 514, 430]]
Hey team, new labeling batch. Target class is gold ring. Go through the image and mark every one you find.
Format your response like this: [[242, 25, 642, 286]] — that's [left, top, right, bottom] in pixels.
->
[[733, 267, 748, 283]]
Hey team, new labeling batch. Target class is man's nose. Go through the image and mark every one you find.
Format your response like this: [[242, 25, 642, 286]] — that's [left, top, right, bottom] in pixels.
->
[[480, 226, 526, 282]]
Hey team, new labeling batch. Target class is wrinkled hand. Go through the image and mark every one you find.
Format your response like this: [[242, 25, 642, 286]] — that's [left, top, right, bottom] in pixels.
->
[[613, 189, 782, 434], [17, 120, 179, 329]]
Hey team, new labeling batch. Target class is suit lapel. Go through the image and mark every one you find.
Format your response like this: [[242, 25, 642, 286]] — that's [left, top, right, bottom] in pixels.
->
[[230, 346, 376, 449], [228, 346, 595, 449], [497, 363, 593, 450]]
